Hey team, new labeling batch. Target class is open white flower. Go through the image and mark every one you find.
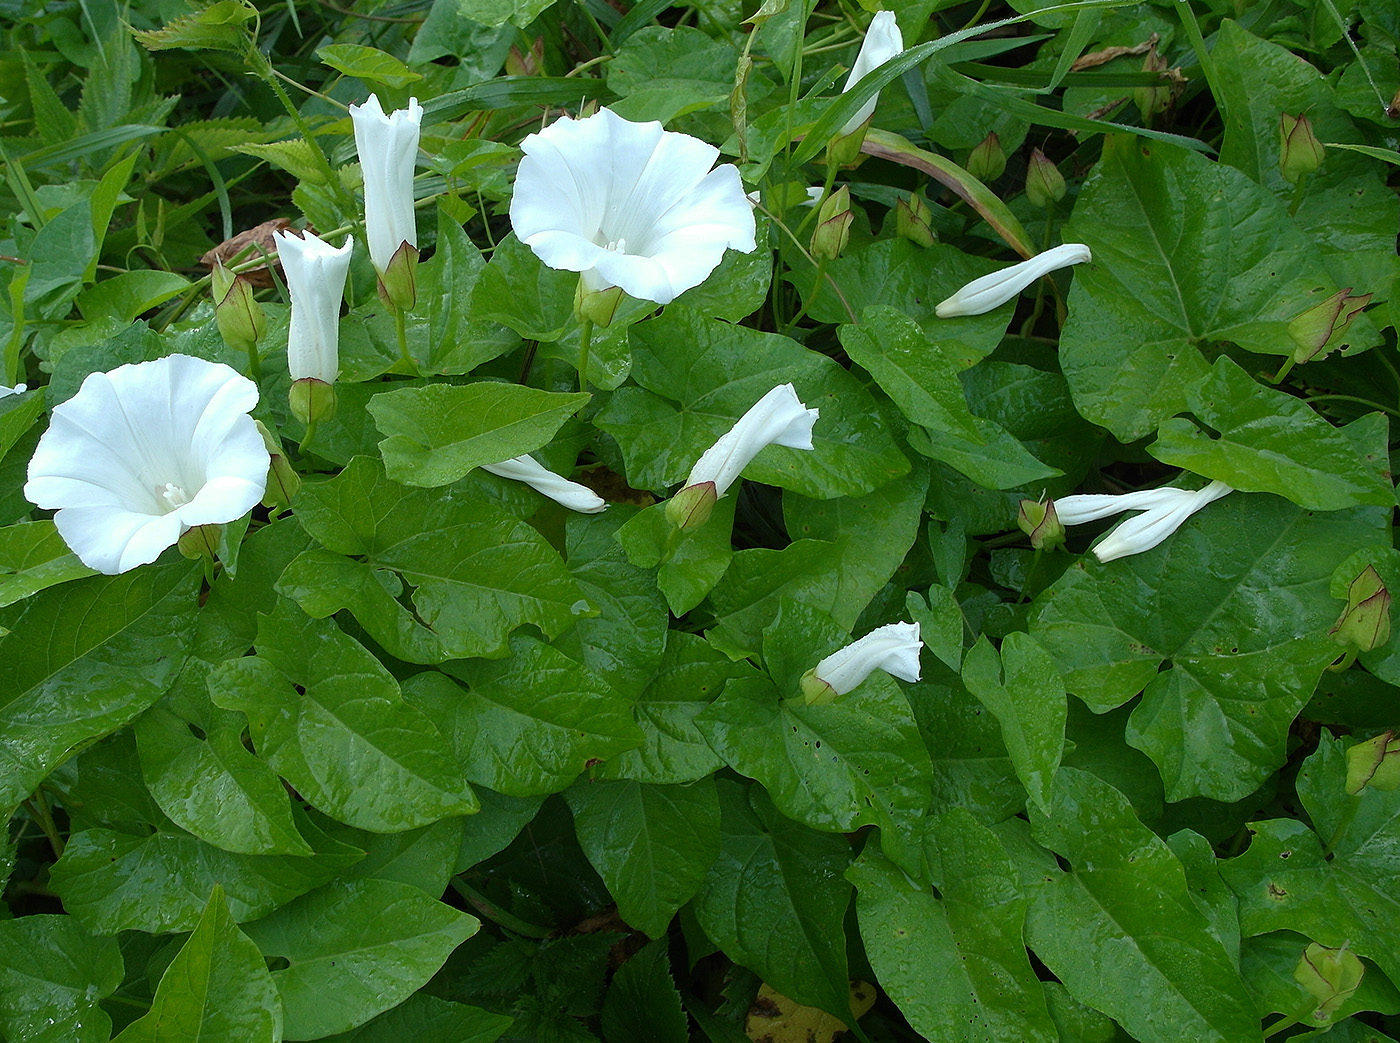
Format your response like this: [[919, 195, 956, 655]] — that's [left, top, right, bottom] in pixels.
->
[[24, 354, 269, 574], [274, 229, 353, 384], [349, 94, 422, 274], [510, 108, 756, 305], [0, 383, 27, 398], [840, 10, 904, 136], [1056, 479, 1233, 562], [802, 621, 922, 704], [936, 243, 1091, 318], [483, 455, 606, 513]]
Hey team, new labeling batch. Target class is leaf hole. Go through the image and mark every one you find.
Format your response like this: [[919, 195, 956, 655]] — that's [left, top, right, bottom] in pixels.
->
[[187, 722, 207, 741]]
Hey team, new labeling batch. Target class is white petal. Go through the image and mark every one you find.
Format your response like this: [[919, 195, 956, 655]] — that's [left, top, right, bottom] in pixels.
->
[[936, 243, 1091, 318], [1053, 486, 1193, 526], [0, 383, 26, 397], [351, 94, 422, 272], [483, 455, 607, 513], [840, 10, 904, 135], [814, 621, 922, 695], [686, 383, 819, 494], [509, 108, 755, 305], [275, 230, 353, 383], [1091, 481, 1232, 562], [25, 354, 269, 574]]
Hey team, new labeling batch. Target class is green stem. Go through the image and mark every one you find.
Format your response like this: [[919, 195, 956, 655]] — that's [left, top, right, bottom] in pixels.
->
[[1288, 173, 1308, 217], [1304, 393, 1400, 420], [783, 256, 827, 334], [1174, 0, 1224, 109], [24, 789, 63, 858], [576, 0, 611, 52], [1271, 354, 1297, 385], [449, 880, 552, 937], [246, 340, 262, 384], [248, 47, 353, 212], [795, 159, 839, 240], [394, 306, 417, 375], [300, 418, 318, 454], [1021, 205, 1057, 337], [577, 318, 594, 392], [1262, 1011, 1305, 1039]]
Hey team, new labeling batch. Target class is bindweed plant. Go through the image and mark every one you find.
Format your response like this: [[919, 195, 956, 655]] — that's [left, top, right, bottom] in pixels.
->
[[1, 0, 1399, 1039]]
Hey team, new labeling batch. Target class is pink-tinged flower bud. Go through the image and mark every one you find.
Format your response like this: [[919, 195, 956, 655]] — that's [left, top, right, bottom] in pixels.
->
[[289, 377, 337, 427], [665, 481, 717, 532], [1279, 112, 1325, 184], [1293, 942, 1364, 1024], [1345, 730, 1400, 795], [211, 260, 265, 355], [1331, 564, 1391, 653], [966, 132, 1006, 183], [896, 192, 935, 248], [810, 186, 853, 261], [801, 621, 922, 704], [1017, 498, 1065, 551], [1025, 148, 1065, 208], [1288, 288, 1371, 364]]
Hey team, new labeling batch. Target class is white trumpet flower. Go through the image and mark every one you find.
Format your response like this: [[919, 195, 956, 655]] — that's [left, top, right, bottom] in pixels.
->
[[510, 108, 756, 305], [1055, 480, 1233, 562], [24, 354, 269, 574], [801, 621, 922, 704], [483, 455, 607, 513], [273, 229, 354, 385], [840, 10, 904, 136], [936, 243, 1092, 318], [349, 94, 422, 276]]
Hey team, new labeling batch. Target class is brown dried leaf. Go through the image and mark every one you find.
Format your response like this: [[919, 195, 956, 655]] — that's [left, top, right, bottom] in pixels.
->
[[199, 217, 297, 286], [1071, 32, 1159, 72]]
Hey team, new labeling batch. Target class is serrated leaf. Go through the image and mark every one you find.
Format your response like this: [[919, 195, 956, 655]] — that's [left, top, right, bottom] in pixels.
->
[[321, 994, 513, 1043], [209, 599, 478, 830], [602, 939, 689, 1043], [1025, 769, 1260, 1043], [0, 916, 123, 1043], [0, 561, 199, 807], [369, 382, 590, 488], [243, 878, 479, 1040], [113, 886, 281, 1043], [132, 1, 257, 52], [403, 635, 643, 796], [566, 777, 720, 938], [229, 140, 327, 184]]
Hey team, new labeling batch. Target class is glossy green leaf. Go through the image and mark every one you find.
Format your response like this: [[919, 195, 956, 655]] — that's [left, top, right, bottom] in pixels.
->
[[1149, 357, 1394, 510], [607, 27, 739, 123], [402, 635, 643, 796], [1241, 931, 1400, 1023], [209, 599, 478, 831], [1031, 492, 1385, 800], [317, 43, 421, 87], [113, 886, 280, 1043], [369, 382, 590, 488], [470, 232, 576, 341], [692, 780, 853, 1019], [614, 493, 738, 616], [49, 811, 363, 934], [566, 776, 720, 938], [0, 520, 92, 607], [961, 632, 1066, 815], [0, 915, 122, 1043], [1025, 769, 1260, 1043], [850, 811, 1057, 1043], [1060, 135, 1349, 441], [594, 630, 754, 785], [321, 994, 513, 1043], [285, 456, 588, 661], [0, 560, 199, 807], [243, 878, 479, 1040], [597, 305, 908, 498]]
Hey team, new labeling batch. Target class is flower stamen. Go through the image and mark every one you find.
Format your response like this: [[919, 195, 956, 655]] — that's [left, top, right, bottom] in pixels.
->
[[160, 482, 192, 510]]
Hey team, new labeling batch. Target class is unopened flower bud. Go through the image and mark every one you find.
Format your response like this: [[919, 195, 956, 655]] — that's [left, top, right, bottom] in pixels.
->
[[1134, 49, 1172, 122], [1280, 112, 1325, 184], [212, 260, 265, 355], [178, 523, 222, 562], [1294, 942, 1364, 1023], [1288, 288, 1371, 364], [1345, 730, 1400, 795], [255, 420, 300, 508], [666, 481, 718, 532], [574, 278, 625, 328], [1018, 498, 1065, 551], [896, 192, 935, 247], [289, 377, 337, 426], [1025, 149, 1065, 209], [966, 132, 1006, 183], [810, 185, 853, 261], [1331, 565, 1391, 653], [377, 241, 419, 312], [802, 621, 922, 704]]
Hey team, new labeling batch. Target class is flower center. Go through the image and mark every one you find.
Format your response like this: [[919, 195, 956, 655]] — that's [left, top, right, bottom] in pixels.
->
[[604, 237, 628, 254], [160, 482, 192, 511]]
